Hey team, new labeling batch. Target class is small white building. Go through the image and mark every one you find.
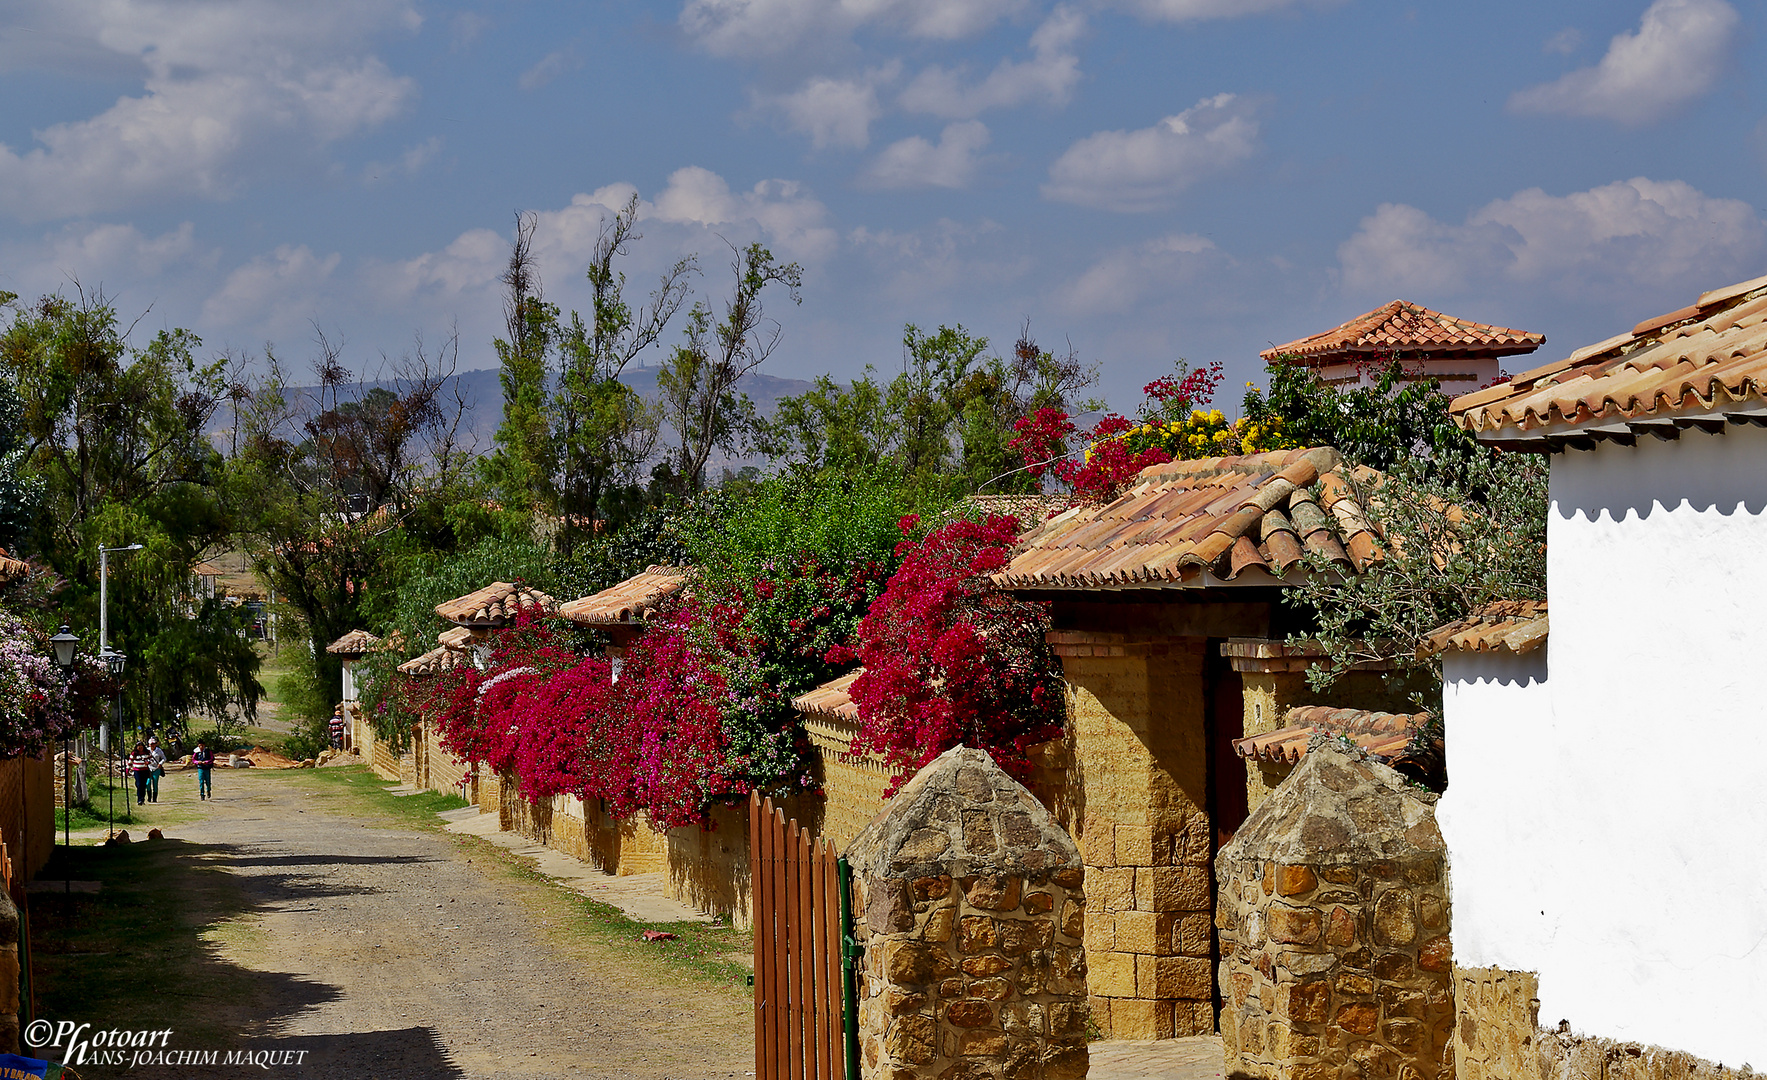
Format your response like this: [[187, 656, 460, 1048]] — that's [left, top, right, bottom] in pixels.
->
[[1437, 272, 1767, 1078], [325, 629, 382, 704], [1262, 300, 1544, 391]]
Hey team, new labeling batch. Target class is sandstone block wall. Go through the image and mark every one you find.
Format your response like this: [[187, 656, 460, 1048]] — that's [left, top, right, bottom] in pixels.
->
[[666, 802, 752, 926], [1217, 737, 1453, 1080], [803, 712, 894, 848], [1453, 966, 1758, 1080], [1055, 635, 1215, 1039], [848, 747, 1089, 1080]]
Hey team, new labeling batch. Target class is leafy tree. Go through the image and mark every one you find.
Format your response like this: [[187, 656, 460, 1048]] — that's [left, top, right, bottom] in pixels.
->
[[483, 212, 557, 513], [552, 194, 694, 555], [0, 288, 261, 730], [232, 334, 461, 727], [1240, 356, 1476, 471], [756, 323, 1101, 499], [1241, 355, 1547, 707], [1285, 451, 1548, 707], [658, 241, 803, 492]]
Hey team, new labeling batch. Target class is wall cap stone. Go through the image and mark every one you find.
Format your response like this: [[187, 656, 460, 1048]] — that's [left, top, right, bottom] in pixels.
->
[[846, 746, 1082, 882], [1219, 732, 1442, 866]]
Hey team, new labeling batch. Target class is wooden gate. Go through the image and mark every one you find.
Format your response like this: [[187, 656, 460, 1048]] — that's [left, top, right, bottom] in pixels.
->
[[750, 792, 854, 1080]]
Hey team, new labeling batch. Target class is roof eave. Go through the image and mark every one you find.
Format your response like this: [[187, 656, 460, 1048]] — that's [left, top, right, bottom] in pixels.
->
[[1469, 399, 1767, 450]]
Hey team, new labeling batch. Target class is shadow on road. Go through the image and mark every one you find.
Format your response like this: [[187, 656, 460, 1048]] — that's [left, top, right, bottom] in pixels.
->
[[25, 837, 421, 1079]]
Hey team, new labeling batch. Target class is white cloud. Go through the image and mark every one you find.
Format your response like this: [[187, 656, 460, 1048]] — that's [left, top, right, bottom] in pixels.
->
[[0, 0, 419, 221], [678, 0, 1026, 57], [1338, 178, 1767, 301], [1102, 0, 1314, 22], [0, 221, 213, 301], [650, 167, 839, 261], [899, 6, 1084, 119], [1058, 233, 1219, 315], [377, 167, 839, 319], [861, 121, 993, 190], [756, 63, 901, 149], [201, 245, 343, 334], [1042, 93, 1259, 212], [1509, 0, 1738, 125], [520, 47, 582, 90]]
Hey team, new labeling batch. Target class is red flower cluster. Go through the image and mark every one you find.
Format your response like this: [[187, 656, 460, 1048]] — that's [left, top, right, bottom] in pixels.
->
[[1010, 361, 1227, 502], [845, 514, 1064, 793]]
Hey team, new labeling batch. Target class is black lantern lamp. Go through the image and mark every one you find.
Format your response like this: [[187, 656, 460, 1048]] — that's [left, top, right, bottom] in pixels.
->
[[49, 625, 78, 669]]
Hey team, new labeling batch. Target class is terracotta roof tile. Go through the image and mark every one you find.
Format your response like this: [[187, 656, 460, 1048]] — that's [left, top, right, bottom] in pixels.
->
[[1453, 274, 1767, 442], [0, 548, 29, 587], [1421, 600, 1547, 657], [996, 447, 1378, 591], [324, 629, 382, 656], [791, 670, 862, 721], [1262, 301, 1544, 365], [397, 642, 472, 676], [434, 581, 558, 626], [558, 567, 690, 625], [1233, 706, 1428, 765]]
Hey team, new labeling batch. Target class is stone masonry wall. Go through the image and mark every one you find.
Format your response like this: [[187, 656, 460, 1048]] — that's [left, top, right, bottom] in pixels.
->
[[848, 747, 1089, 1080], [1053, 635, 1215, 1039], [1217, 737, 1453, 1080], [1453, 965, 1758, 1080]]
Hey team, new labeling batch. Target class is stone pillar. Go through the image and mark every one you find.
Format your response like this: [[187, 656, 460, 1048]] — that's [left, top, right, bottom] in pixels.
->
[[1216, 735, 1453, 1080], [847, 746, 1089, 1080], [1050, 632, 1214, 1039]]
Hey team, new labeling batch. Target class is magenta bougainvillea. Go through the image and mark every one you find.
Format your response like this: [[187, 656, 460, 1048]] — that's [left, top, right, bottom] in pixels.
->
[[842, 514, 1064, 793]]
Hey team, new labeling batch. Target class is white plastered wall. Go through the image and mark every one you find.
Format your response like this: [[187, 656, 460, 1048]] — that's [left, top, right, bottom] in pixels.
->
[[1439, 424, 1767, 1068]]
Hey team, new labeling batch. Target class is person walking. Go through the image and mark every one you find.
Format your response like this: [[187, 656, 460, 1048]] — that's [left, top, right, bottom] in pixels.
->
[[191, 740, 215, 800], [328, 707, 346, 751], [128, 742, 152, 806], [146, 736, 167, 803]]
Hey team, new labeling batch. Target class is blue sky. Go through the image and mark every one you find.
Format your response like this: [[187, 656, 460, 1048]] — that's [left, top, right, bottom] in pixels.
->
[[1, 0, 1763, 412]]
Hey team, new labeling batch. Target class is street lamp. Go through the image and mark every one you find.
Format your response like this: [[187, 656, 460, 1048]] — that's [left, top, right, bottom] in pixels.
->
[[96, 543, 142, 759], [102, 650, 127, 836], [49, 627, 78, 854]]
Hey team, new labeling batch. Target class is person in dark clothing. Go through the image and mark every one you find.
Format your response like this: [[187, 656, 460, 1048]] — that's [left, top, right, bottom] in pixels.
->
[[128, 742, 152, 806], [191, 740, 215, 800]]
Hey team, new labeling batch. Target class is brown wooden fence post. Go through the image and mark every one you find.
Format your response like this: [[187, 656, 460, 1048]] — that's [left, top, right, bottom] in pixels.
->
[[751, 794, 855, 1080]]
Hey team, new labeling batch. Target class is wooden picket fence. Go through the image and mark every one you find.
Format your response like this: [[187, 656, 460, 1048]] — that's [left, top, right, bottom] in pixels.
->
[[750, 792, 854, 1080]]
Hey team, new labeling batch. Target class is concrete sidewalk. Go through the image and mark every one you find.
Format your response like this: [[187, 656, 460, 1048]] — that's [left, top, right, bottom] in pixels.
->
[[440, 806, 713, 925]]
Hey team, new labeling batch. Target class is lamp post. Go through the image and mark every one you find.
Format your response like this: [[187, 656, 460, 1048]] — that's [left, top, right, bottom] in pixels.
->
[[102, 650, 126, 836], [49, 627, 78, 854], [97, 544, 141, 760]]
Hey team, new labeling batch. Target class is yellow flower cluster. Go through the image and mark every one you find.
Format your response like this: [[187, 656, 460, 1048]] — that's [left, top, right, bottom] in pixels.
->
[[1087, 408, 1297, 463]]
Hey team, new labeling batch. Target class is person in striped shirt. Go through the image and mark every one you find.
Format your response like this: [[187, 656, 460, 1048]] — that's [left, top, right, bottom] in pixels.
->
[[128, 742, 153, 806]]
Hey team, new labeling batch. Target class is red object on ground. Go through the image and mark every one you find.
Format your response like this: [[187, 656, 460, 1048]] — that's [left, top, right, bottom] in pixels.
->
[[640, 930, 678, 942]]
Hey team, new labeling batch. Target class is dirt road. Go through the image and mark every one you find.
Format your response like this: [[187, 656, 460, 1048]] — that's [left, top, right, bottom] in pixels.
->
[[44, 766, 751, 1080]]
